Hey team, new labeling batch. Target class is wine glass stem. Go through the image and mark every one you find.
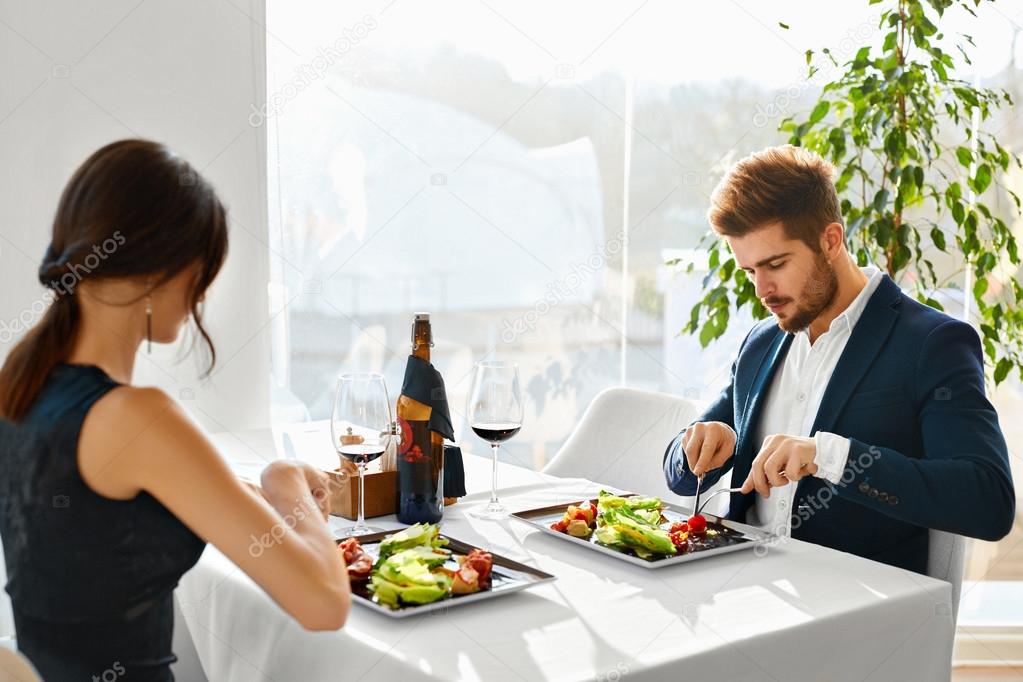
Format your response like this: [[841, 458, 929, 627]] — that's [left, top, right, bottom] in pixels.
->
[[490, 443, 500, 506], [357, 461, 367, 528]]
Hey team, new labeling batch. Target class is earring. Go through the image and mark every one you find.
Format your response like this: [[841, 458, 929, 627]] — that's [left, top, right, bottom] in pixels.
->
[[145, 293, 152, 354]]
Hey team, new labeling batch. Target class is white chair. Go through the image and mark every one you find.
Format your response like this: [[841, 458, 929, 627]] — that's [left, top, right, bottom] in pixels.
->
[[171, 593, 209, 682], [542, 387, 726, 512], [545, 387, 966, 622], [928, 530, 965, 623], [0, 541, 14, 652]]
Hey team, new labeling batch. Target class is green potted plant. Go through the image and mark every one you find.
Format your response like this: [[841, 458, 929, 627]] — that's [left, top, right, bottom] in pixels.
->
[[680, 0, 1022, 385]]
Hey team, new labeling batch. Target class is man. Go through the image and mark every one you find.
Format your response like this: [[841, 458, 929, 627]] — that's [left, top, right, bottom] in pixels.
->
[[663, 144, 1016, 575]]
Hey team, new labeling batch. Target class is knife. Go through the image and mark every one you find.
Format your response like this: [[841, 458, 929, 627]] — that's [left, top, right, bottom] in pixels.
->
[[692, 473, 705, 517], [282, 432, 298, 459]]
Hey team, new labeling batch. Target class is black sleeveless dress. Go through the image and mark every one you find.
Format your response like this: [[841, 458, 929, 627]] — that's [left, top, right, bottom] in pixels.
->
[[0, 363, 207, 681]]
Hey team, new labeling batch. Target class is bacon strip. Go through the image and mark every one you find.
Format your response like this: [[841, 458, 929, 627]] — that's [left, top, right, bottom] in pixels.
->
[[339, 537, 373, 580]]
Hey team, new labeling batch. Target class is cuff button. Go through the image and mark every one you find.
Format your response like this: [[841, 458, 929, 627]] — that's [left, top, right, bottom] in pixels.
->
[[888, 496, 899, 506], [858, 482, 870, 494]]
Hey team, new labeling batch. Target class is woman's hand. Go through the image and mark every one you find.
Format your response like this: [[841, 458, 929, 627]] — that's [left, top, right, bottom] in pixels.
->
[[302, 462, 333, 520], [261, 460, 332, 520]]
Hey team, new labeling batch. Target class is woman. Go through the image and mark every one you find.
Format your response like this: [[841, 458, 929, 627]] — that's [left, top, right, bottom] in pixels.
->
[[0, 140, 351, 680]]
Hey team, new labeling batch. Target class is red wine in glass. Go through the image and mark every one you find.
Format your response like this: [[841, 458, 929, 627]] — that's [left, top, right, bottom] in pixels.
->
[[467, 361, 523, 520], [332, 372, 392, 536], [471, 423, 521, 444], [338, 444, 385, 465]]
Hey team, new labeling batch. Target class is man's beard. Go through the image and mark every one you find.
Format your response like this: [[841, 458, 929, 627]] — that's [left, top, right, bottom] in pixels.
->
[[774, 252, 839, 333]]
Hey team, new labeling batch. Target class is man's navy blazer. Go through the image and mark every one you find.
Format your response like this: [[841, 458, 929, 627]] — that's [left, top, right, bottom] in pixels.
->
[[663, 274, 1016, 575]]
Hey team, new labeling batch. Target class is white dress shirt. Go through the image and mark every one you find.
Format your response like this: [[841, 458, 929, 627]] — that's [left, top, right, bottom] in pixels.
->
[[744, 265, 884, 536]]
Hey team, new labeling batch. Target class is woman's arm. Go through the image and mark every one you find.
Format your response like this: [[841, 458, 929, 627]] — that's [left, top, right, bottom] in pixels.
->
[[240, 478, 271, 504], [78, 386, 350, 631]]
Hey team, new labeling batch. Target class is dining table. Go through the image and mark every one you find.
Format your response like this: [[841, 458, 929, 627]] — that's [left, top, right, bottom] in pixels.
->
[[175, 421, 955, 682]]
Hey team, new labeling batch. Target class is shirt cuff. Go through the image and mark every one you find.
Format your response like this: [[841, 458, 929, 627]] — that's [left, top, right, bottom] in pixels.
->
[[812, 431, 851, 485]]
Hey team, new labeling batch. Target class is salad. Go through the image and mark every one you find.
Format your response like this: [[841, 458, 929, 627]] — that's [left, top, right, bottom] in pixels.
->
[[549, 490, 725, 559], [338, 523, 494, 609]]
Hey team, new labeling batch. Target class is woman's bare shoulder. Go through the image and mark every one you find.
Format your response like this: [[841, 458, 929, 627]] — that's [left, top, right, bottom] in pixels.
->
[[79, 384, 203, 499]]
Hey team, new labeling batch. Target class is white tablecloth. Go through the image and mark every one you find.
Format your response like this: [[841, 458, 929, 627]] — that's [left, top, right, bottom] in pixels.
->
[[176, 424, 955, 682]]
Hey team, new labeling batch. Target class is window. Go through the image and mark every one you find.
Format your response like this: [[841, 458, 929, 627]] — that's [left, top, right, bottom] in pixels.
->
[[264, 0, 877, 464], [267, 2, 1022, 650]]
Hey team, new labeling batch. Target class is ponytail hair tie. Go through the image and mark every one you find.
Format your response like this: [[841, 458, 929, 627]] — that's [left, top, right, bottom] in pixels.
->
[[38, 242, 71, 289]]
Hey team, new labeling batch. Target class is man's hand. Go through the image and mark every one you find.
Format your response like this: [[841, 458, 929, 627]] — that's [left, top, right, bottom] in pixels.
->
[[683, 421, 737, 477], [740, 434, 818, 498]]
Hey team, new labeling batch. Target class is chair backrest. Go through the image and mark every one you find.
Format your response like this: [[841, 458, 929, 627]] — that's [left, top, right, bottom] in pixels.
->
[[543, 387, 708, 507], [171, 594, 209, 682], [0, 540, 12, 643], [927, 529, 965, 623], [0, 647, 42, 681]]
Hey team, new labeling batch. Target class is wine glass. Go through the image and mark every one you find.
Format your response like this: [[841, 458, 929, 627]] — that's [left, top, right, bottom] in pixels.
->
[[467, 360, 523, 520], [331, 373, 393, 536]]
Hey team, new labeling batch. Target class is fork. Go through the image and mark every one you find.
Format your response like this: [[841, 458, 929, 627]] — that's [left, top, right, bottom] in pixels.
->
[[695, 486, 745, 516]]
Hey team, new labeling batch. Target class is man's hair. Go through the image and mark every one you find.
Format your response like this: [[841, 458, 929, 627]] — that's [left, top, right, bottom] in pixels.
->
[[707, 145, 842, 252]]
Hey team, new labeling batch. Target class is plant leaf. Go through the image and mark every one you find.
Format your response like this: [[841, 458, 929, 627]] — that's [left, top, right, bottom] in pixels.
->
[[994, 358, 1012, 384], [955, 146, 973, 168], [973, 163, 992, 194]]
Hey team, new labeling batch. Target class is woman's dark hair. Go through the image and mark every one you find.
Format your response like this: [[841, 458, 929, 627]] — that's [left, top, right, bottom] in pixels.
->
[[0, 139, 228, 422]]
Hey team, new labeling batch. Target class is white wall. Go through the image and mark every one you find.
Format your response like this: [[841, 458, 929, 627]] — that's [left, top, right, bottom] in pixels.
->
[[0, 0, 272, 676], [0, 0, 271, 433]]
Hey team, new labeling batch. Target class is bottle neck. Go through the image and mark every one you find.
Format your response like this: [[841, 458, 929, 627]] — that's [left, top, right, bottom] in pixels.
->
[[412, 320, 431, 362]]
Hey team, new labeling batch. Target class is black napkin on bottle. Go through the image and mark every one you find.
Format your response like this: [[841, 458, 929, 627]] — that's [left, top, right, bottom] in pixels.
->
[[400, 355, 454, 440], [443, 444, 466, 498], [400, 355, 465, 497]]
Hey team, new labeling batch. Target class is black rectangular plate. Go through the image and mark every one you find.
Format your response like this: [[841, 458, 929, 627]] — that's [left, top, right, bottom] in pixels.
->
[[511, 496, 774, 569], [338, 530, 556, 617]]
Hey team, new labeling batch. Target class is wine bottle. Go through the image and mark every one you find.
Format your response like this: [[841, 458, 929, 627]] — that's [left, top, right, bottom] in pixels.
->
[[395, 313, 445, 524]]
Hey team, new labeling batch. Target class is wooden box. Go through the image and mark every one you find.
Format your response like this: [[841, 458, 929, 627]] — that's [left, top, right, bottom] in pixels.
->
[[326, 465, 398, 520], [324, 453, 459, 520]]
